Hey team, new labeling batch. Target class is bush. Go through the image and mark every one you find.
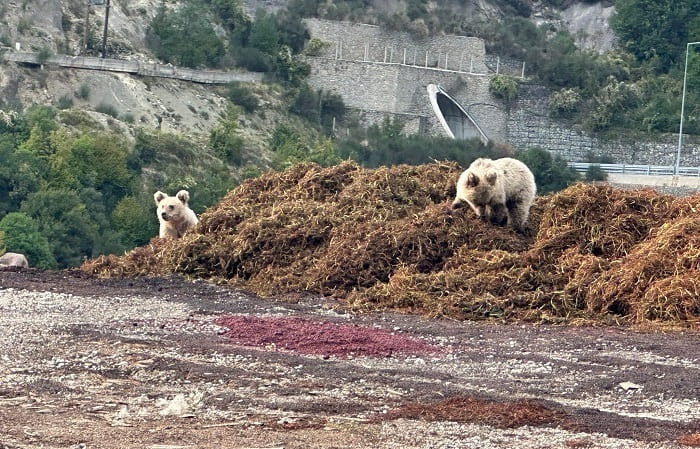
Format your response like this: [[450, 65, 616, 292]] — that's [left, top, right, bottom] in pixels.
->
[[76, 83, 90, 100], [36, 47, 53, 64], [585, 164, 608, 182], [96, 103, 119, 118], [517, 147, 579, 194], [226, 82, 259, 113], [0, 212, 56, 269], [56, 95, 74, 110], [304, 37, 329, 56], [17, 18, 31, 34], [146, 1, 225, 68], [209, 105, 244, 165], [548, 88, 581, 118], [489, 74, 519, 102], [234, 46, 274, 72], [289, 83, 320, 122]]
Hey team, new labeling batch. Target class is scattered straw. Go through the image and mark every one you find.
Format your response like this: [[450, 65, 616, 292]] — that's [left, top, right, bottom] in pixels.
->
[[81, 161, 700, 328]]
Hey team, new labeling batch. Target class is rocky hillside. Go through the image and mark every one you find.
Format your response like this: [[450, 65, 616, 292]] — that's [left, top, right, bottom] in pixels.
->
[[0, 0, 617, 152]]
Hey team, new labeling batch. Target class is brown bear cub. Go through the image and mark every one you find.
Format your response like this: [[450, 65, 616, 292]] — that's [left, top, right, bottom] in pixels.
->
[[154, 190, 199, 239], [451, 157, 536, 232]]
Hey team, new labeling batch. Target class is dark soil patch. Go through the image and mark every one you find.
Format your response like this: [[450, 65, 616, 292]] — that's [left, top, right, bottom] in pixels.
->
[[214, 315, 442, 358], [375, 395, 570, 429]]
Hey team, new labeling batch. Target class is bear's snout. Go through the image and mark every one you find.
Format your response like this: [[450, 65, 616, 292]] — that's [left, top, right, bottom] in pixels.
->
[[161, 212, 169, 221]]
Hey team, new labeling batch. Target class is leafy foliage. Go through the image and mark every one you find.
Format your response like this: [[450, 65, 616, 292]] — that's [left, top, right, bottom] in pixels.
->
[[335, 118, 508, 169], [0, 212, 56, 269], [21, 189, 99, 268], [226, 82, 259, 113], [146, 0, 225, 68], [489, 74, 519, 102], [209, 105, 245, 165], [517, 147, 579, 194], [611, 0, 698, 72], [585, 164, 608, 182], [0, 107, 237, 268]]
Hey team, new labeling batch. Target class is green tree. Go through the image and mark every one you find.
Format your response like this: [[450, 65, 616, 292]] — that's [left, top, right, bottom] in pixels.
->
[[0, 212, 56, 269], [147, 0, 225, 68], [112, 195, 159, 247], [611, 0, 698, 71], [21, 189, 98, 268], [209, 104, 245, 165], [249, 10, 280, 56], [517, 147, 579, 194], [210, 0, 249, 32]]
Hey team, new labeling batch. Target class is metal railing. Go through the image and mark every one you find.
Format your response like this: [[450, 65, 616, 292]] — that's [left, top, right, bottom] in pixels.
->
[[568, 162, 700, 177], [3, 52, 264, 84]]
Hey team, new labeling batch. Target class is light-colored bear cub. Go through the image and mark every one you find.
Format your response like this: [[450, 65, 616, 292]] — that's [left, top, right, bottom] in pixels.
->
[[154, 190, 199, 239], [451, 157, 536, 232]]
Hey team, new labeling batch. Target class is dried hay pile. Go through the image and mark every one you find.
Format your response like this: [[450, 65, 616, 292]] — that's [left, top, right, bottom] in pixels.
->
[[82, 161, 700, 327]]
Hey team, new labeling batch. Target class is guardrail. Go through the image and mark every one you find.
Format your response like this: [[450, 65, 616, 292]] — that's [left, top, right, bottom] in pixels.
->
[[3, 52, 264, 84], [569, 162, 700, 177]]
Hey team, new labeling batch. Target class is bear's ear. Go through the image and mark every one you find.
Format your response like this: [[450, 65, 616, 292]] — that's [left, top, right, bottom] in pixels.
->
[[176, 190, 190, 204], [486, 170, 498, 185], [154, 191, 167, 205], [466, 172, 479, 187]]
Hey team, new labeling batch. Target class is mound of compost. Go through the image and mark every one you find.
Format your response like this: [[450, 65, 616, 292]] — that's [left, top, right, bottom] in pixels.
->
[[82, 161, 700, 327]]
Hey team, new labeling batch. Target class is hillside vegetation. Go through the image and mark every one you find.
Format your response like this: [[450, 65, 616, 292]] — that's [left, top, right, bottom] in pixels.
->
[[0, 0, 698, 270]]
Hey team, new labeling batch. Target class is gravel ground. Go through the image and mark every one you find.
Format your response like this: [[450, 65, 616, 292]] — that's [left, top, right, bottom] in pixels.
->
[[0, 268, 698, 449]]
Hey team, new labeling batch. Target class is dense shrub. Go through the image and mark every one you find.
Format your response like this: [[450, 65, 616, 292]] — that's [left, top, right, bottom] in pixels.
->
[[146, 0, 225, 68], [517, 147, 579, 194], [226, 82, 259, 113], [489, 74, 519, 102], [548, 88, 581, 118]]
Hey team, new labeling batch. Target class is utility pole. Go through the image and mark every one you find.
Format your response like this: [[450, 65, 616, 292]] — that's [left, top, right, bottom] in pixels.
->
[[676, 42, 700, 175], [101, 0, 110, 58], [83, 0, 90, 53]]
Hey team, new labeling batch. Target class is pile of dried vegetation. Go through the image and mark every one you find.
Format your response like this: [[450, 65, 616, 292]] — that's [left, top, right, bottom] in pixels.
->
[[82, 161, 700, 327]]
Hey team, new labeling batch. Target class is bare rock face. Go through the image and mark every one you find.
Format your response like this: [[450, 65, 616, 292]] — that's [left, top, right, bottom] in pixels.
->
[[560, 2, 617, 53]]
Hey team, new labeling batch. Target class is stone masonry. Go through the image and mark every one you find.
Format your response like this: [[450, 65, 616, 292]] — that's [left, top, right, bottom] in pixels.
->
[[303, 19, 700, 167]]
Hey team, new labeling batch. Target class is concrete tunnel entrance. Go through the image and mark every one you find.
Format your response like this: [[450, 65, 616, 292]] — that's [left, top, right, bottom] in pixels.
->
[[427, 84, 489, 145]]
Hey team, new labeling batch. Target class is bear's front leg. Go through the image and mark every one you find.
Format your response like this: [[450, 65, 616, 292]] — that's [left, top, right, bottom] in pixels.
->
[[487, 203, 509, 227]]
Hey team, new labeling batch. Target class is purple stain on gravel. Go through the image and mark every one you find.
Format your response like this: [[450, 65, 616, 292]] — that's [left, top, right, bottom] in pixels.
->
[[214, 315, 442, 358]]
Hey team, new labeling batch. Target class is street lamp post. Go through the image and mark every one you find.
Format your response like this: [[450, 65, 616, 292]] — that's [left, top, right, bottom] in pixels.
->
[[676, 41, 700, 175]]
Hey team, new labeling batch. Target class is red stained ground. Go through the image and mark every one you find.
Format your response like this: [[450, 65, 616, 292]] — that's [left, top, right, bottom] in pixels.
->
[[214, 315, 442, 358]]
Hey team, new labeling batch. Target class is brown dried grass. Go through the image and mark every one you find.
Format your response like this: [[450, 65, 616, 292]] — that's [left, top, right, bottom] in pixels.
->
[[81, 162, 700, 328]]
